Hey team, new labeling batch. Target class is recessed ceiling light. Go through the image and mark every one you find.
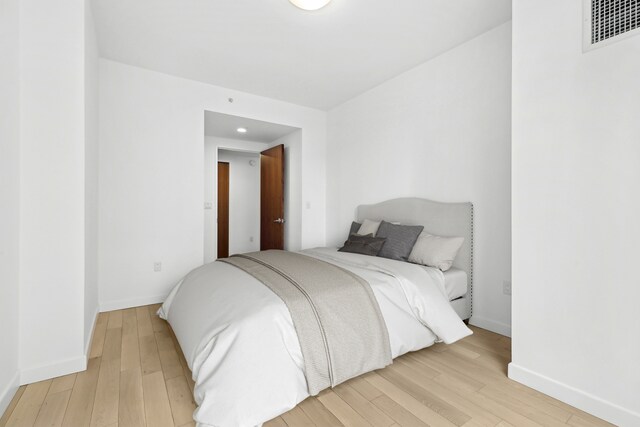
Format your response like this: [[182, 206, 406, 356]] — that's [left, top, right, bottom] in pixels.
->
[[237, 127, 248, 133], [289, 0, 331, 11]]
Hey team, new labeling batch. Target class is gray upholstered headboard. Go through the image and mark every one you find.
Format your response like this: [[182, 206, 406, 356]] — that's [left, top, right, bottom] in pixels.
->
[[357, 198, 473, 317]]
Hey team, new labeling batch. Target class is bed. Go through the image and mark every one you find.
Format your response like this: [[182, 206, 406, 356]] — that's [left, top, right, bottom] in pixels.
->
[[159, 198, 474, 427]]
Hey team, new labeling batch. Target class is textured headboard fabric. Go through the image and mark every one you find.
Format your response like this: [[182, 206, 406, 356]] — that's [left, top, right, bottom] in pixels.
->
[[357, 198, 473, 317]]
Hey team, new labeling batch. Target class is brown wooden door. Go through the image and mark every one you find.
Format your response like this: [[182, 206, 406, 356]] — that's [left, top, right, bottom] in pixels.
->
[[260, 145, 285, 250], [217, 162, 230, 258]]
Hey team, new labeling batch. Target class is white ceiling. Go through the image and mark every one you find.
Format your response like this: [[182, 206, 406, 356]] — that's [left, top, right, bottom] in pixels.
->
[[205, 111, 299, 143], [92, 0, 512, 110]]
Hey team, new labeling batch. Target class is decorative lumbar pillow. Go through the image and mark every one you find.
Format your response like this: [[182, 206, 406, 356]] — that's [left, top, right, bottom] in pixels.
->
[[408, 232, 465, 271], [349, 221, 362, 237], [339, 234, 387, 256], [375, 221, 424, 261], [357, 219, 382, 236]]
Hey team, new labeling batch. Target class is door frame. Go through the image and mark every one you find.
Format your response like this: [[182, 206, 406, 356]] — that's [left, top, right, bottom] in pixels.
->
[[202, 111, 303, 264]]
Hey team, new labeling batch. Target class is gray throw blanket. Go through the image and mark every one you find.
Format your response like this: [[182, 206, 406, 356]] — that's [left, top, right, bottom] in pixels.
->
[[220, 250, 392, 395]]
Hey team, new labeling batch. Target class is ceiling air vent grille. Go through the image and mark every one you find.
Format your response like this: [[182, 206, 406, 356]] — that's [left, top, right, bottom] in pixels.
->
[[590, 0, 639, 44]]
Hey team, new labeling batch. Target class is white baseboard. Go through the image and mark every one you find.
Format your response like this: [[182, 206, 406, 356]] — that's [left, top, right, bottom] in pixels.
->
[[509, 363, 640, 427], [99, 294, 166, 312], [84, 306, 100, 359], [469, 315, 511, 337], [0, 371, 20, 419], [20, 355, 87, 386]]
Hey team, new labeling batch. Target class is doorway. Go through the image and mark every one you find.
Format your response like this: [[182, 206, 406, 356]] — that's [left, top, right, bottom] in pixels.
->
[[204, 111, 301, 262]]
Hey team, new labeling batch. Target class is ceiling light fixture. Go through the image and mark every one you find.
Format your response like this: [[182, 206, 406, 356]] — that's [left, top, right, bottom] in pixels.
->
[[237, 127, 248, 133], [289, 0, 331, 11]]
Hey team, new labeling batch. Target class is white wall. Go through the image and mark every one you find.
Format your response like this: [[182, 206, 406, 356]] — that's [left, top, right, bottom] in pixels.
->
[[326, 22, 512, 335], [84, 0, 100, 357], [218, 150, 261, 255], [510, 2, 640, 425], [99, 60, 327, 310], [0, 0, 22, 413], [18, 0, 88, 383]]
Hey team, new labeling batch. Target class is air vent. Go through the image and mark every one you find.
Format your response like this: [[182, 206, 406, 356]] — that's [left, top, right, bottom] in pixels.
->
[[585, 0, 640, 49]]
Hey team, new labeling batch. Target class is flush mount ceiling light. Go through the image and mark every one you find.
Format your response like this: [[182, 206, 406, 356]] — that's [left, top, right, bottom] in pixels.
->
[[289, 0, 331, 11], [236, 127, 248, 133]]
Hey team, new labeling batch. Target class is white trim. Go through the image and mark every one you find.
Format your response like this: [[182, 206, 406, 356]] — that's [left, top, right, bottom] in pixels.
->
[[509, 363, 640, 426], [19, 355, 87, 385], [0, 371, 20, 418], [469, 315, 511, 337], [583, 0, 640, 53], [99, 294, 166, 312], [84, 306, 100, 358]]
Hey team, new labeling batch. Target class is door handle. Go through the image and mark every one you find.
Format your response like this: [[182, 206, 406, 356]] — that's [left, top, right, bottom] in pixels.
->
[[273, 218, 285, 224]]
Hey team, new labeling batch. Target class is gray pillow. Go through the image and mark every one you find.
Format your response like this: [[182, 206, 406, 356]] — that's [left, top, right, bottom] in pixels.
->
[[339, 234, 386, 257], [349, 221, 361, 237], [375, 221, 424, 261]]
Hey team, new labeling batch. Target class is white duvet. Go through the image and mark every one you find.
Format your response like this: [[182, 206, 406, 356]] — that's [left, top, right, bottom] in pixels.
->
[[159, 247, 472, 427]]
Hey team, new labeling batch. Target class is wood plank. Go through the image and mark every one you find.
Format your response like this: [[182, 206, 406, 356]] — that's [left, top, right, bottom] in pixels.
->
[[391, 358, 500, 426], [139, 333, 162, 376], [406, 353, 485, 393], [0, 386, 25, 427], [299, 397, 344, 426], [332, 383, 395, 427], [118, 367, 145, 427], [33, 389, 72, 427], [165, 375, 196, 426], [107, 310, 123, 330], [346, 376, 383, 402], [477, 386, 565, 426], [149, 307, 167, 333], [102, 328, 123, 362], [48, 374, 76, 395], [264, 417, 288, 427], [5, 381, 51, 427], [280, 406, 315, 427], [371, 395, 428, 427], [62, 357, 101, 427], [316, 389, 371, 427], [142, 372, 174, 427], [90, 358, 121, 427], [378, 365, 471, 426], [567, 413, 615, 427], [451, 389, 540, 427], [135, 306, 154, 338], [480, 384, 571, 423], [90, 312, 109, 358], [364, 372, 456, 427], [446, 343, 482, 360], [121, 309, 141, 372], [154, 330, 184, 380]]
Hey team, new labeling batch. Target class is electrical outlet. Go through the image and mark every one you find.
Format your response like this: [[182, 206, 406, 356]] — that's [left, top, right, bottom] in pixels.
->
[[154, 262, 162, 272], [503, 280, 512, 295]]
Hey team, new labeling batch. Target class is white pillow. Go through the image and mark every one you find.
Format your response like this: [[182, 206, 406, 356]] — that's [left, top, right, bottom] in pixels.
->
[[408, 232, 464, 271], [357, 219, 381, 236]]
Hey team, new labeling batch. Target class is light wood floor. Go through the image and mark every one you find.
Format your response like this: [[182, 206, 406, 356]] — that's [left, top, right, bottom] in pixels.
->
[[0, 305, 613, 427]]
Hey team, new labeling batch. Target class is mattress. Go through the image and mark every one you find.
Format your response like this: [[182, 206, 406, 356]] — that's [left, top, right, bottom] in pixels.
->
[[443, 267, 468, 300], [159, 248, 473, 426]]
